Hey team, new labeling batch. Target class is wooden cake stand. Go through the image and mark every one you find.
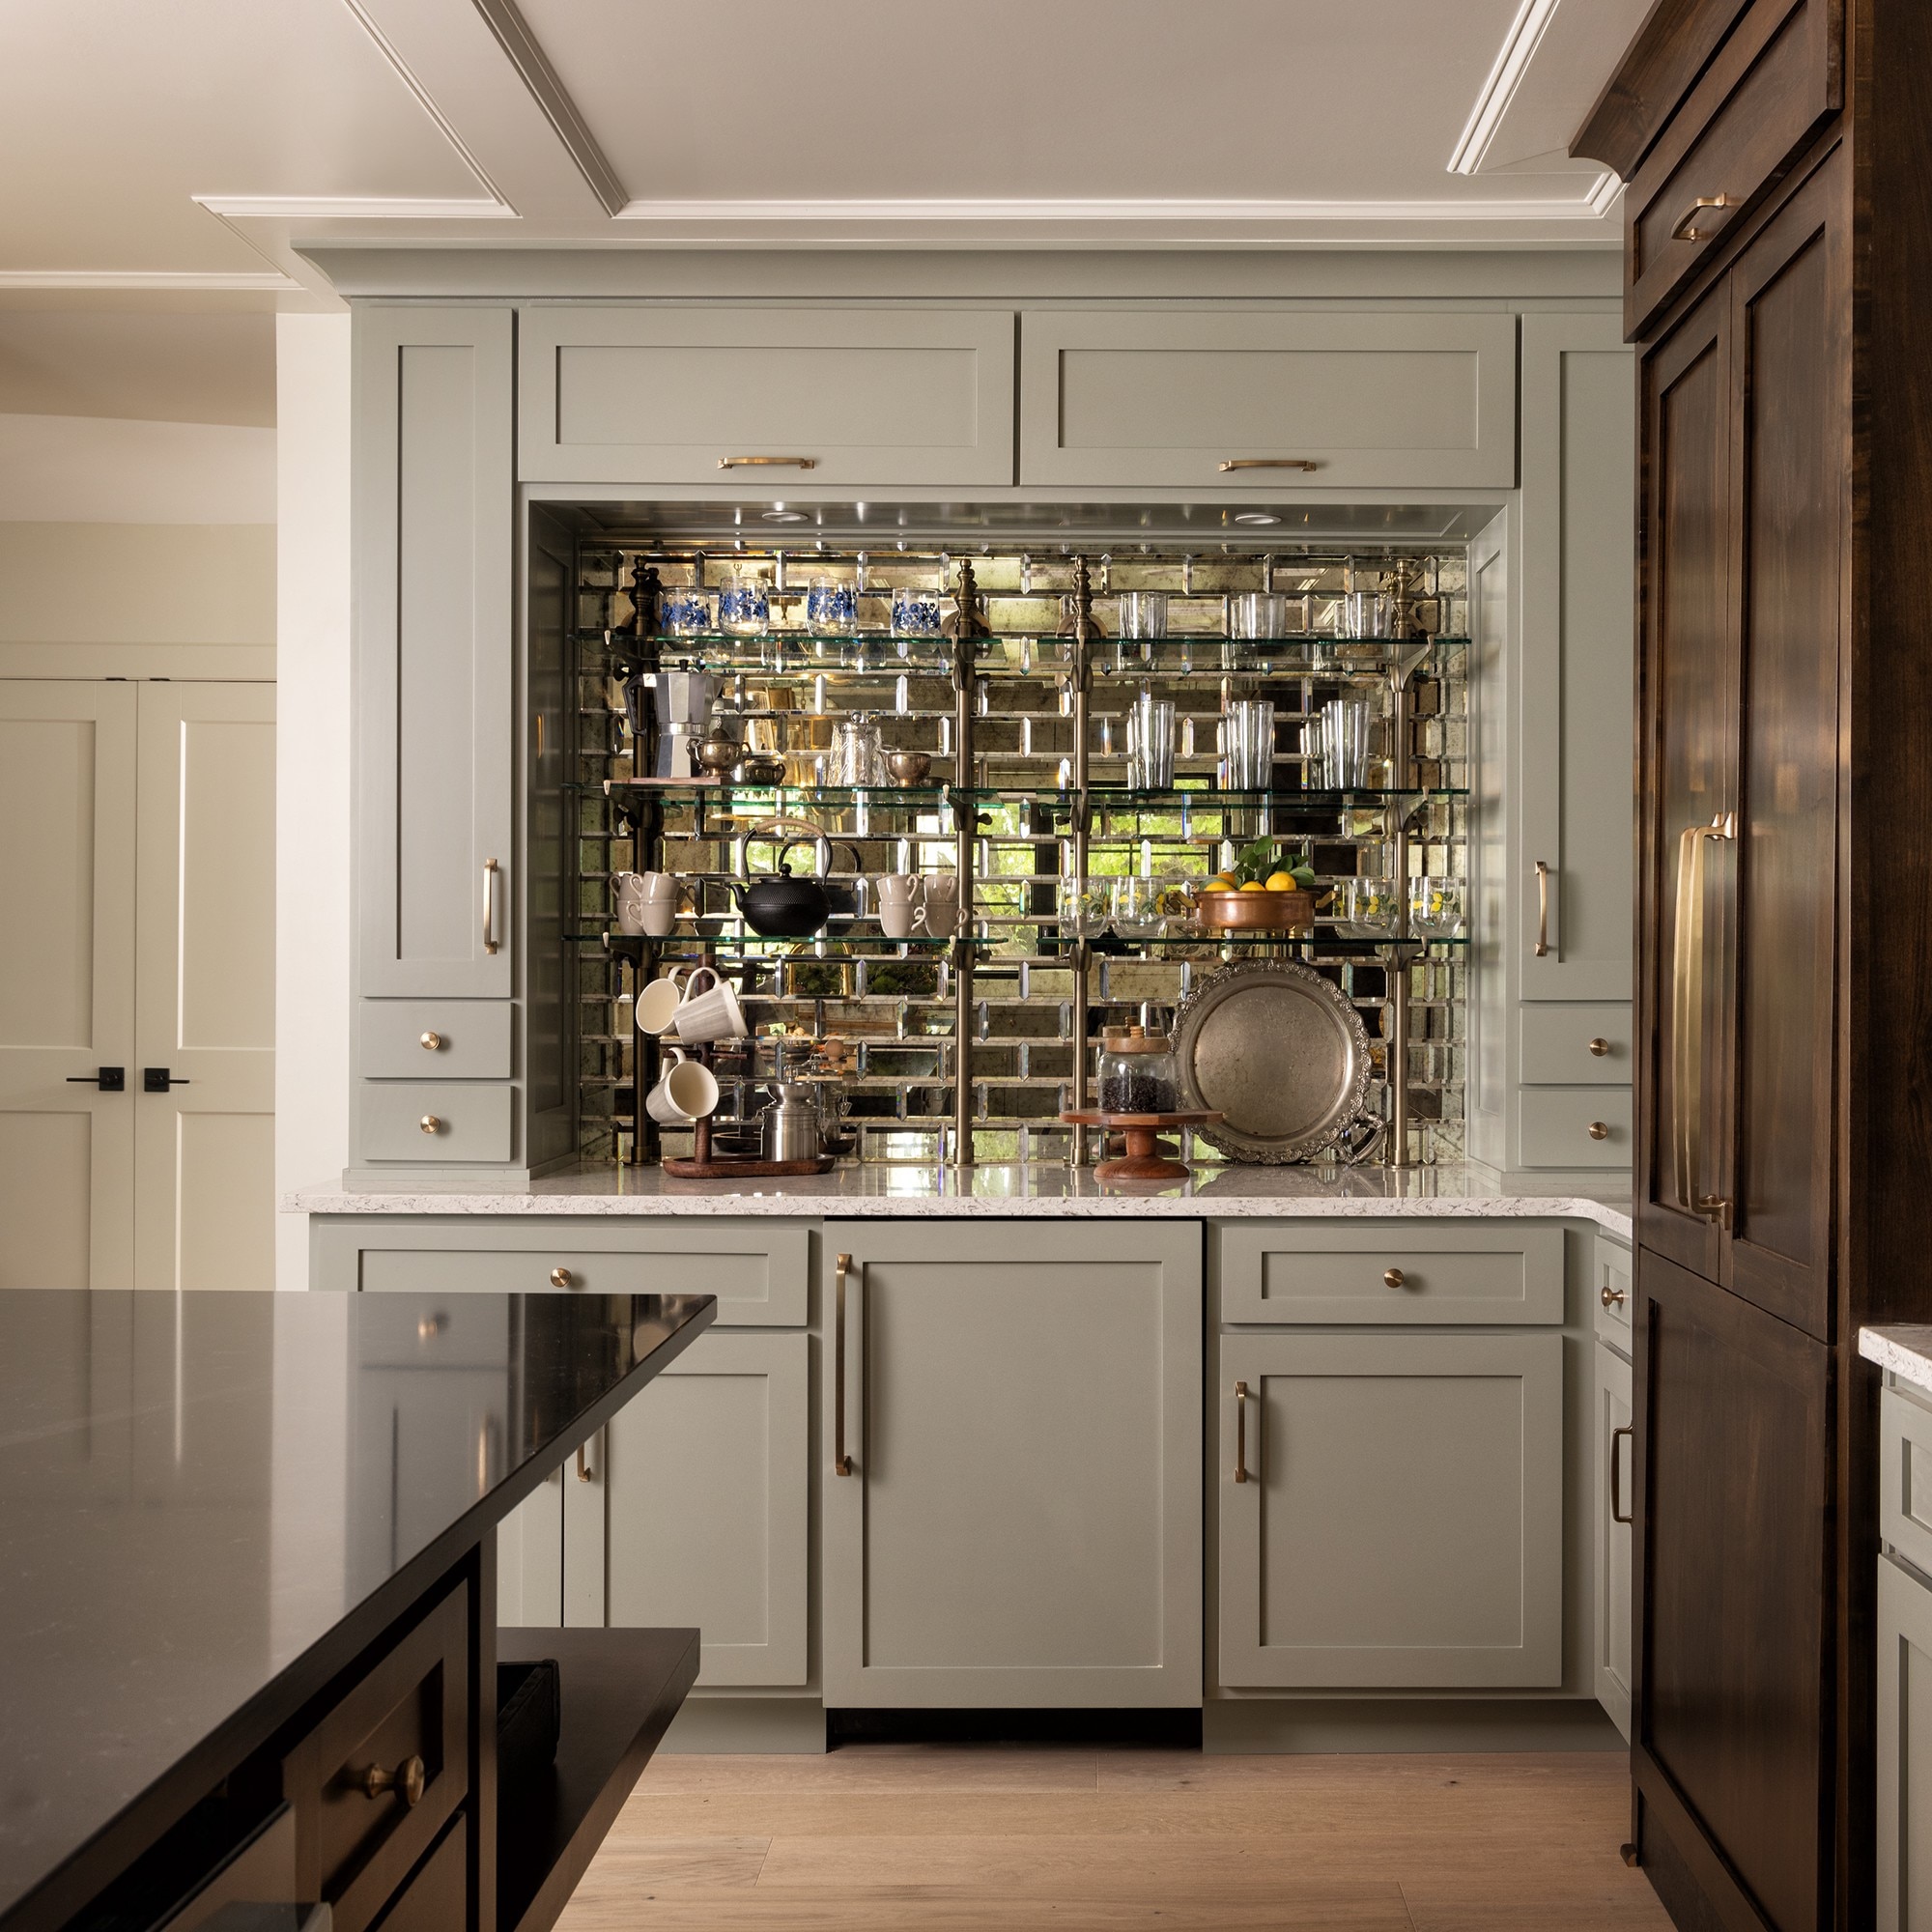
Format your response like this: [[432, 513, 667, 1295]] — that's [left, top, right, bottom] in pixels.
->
[[1060, 1109, 1223, 1183]]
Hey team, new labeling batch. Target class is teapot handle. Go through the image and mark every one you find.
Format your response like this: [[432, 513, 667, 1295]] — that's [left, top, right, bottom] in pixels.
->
[[735, 815, 830, 881]]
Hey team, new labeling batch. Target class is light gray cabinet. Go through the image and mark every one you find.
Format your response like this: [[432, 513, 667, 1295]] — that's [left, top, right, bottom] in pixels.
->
[[565, 1330, 810, 1689], [517, 307, 1017, 487], [821, 1219, 1202, 1708], [1880, 1548, 1932, 1932], [1217, 1330, 1563, 1688], [1018, 309, 1518, 491], [1593, 1337, 1634, 1740]]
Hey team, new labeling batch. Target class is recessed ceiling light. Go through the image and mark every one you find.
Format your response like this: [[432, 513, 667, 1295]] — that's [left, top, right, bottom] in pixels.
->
[[1234, 511, 1281, 526], [761, 508, 807, 523]]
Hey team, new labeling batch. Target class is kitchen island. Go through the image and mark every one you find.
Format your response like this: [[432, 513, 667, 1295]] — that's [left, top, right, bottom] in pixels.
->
[[289, 1163, 1634, 1753], [0, 1288, 714, 1932]]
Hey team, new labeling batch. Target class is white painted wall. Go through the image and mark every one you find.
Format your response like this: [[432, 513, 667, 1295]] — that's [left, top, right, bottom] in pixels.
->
[[273, 314, 352, 1290]]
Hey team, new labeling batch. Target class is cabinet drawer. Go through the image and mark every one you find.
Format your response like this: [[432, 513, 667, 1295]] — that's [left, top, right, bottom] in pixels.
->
[[358, 1085, 513, 1164], [1881, 1387, 1932, 1579], [1595, 1236, 1633, 1351], [361, 1002, 511, 1080], [518, 307, 1017, 487], [1019, 309, 1517, 491], [370, 1817, 465, 1932], [343, 1218, 809, 1324], [1520, 1004, 1632, 1085], [1626, 0, 1840, 336], [1215, 1222, 1563, 1325], [282, 1585, 468, 1932], [1518, 1088, 1632, 1169]]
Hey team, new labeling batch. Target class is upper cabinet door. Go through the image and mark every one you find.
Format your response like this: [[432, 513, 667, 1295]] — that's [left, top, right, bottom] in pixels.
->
[[355, 308, 513, 998], [518, 308, 1017, 487], [1018, 310, 1518, 491], [1518, 315, 1635, 1001]]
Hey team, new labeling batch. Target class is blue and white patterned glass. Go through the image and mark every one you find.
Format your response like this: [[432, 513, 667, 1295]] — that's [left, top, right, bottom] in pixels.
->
[[806, 577, 859, 634], [661, 587, 711, 636], [891, 586, 943, 637], [717, 576, 770, 635]]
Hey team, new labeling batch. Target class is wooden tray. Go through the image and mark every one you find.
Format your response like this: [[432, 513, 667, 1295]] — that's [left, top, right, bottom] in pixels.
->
[[661, 1154, 836, 1179], [1060, 1109, 1222, 1182]]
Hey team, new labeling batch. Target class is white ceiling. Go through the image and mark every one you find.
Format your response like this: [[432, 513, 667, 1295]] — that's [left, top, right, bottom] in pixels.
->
[[0, 0, 1650, 309]]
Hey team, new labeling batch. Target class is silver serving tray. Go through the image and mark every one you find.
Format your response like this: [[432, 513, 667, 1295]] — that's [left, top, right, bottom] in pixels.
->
[[1172, 960, 1376, 1164]]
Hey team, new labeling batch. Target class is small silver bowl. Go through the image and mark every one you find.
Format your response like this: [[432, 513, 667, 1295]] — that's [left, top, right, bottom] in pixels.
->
[[885, 751, 932, 784]]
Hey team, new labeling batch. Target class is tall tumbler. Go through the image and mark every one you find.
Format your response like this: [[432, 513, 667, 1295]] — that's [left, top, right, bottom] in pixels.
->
[[1221, 698, 1277, 789], [1126, 693, 1177, 789], [1317, 696, 1372, 790]]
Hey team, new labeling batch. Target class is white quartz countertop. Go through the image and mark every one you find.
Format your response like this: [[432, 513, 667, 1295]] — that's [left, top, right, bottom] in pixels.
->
[[288, 1160, 1633, 1237], [1861, 1326, 1932, 1396]]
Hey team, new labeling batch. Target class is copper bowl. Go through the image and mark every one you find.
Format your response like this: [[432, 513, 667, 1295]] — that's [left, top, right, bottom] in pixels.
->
[[1195, 888, 1315, 935]]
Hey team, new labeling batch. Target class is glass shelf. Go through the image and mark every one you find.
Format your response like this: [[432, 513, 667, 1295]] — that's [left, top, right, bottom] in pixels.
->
[[564, 926, 1466, 954], [581, 780, 1466, 809]]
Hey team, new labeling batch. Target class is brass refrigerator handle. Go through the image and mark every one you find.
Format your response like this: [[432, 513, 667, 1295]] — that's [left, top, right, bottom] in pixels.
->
[[1233, 1380, 1250, 1485], [717, 455, 818, 470], [1534, 860, 1551, 956], [1670, 813, 1735, 1226], [1218, 458, 1319, 473], [834, 1252, 854, 1476], [482, 857, 500, 954], [1610, 1423, 1634, 1525], [576, 1441, 591, 1484]]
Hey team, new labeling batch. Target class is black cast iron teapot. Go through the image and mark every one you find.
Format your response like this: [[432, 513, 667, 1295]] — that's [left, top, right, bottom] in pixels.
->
[[731, 823, 862, 937]]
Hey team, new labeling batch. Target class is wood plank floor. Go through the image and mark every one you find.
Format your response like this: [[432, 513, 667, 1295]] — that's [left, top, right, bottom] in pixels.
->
[[556, 1747, 1673, 1931]]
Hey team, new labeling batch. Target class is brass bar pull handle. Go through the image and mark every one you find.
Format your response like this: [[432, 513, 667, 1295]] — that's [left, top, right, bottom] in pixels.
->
[[1234, 1379, 1250, 1485], [834, 1252, 854, 1476], [1670, 194, 1736, 242], [482, 858, 500, 954], [360, 1755, 426, 1806], [1670, 813, 1735, 1224], [718, 455, 818, 470], [576, 1441, 591, 1484], [1534, 860, 1551, 956], [1610, 1423, 1634, 1525], [1218, 458, 1320, 473]]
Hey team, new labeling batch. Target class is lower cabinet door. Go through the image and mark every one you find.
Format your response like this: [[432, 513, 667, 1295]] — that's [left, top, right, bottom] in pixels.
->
[[1594, 1338, 1634, 1739], [1218, 1330, 1563, 1688], [563, 1330, 808, 1688], [1879, 1553, 1932, 1932], [821, 1220, 1203, 1708]]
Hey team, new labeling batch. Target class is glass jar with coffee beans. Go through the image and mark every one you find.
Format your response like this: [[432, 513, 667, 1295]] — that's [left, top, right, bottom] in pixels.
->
[[1097, 1024, 1179, 1116]]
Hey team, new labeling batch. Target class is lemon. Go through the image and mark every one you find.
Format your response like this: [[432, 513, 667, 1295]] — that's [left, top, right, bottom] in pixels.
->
[[1239, 880, 1268, 893], [1204, 874, 1235, 893], [1264, 870, 1296, 892]]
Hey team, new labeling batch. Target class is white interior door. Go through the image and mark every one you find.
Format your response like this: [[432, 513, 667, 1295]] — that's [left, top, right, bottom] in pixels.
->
[[0, 683, 136, 1289], [133, 683, 276, 1290]]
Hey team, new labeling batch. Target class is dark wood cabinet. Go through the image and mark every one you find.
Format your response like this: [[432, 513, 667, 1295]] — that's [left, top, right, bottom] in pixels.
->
[[1577, 0, 1932, 1925]]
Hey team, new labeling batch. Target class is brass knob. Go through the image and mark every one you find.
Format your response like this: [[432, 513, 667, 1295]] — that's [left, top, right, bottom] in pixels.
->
[[420, 1031, 442, 1051], [1588, 1121, 1610, 1141], [419, 1115, 440, 1134], [1383, 1267, 1406, 1289], [1601, 1286, 1626, 1310], [550, 1266, 573, 1288], [1588, 1037, 1610, 1057], [360, 1755, 425, 1806]]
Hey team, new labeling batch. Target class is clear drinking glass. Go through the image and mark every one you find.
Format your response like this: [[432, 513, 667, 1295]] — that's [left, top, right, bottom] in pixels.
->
[[1317, 696, 1372, 789], [661, 585, 711, 635], [891, 584, 942, 637], [1342, 588, 1395, 639], [1111, 877, 1163, 940], [1126, 693, 1177, 789], [805, 575, 858, 634], [1408, 876, 1466, 938], [1057, 878, 1111, 939], [1340, 876, 1400, 938], [1116, 591, 1169, 639], [717, 571, 769, 634], [1229, 592, 1291, 639], [1221, 698, 1277, 788]]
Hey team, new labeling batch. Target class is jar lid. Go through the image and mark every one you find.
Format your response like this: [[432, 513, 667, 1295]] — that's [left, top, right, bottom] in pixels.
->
[[1101, 1024, 1169, 1054]]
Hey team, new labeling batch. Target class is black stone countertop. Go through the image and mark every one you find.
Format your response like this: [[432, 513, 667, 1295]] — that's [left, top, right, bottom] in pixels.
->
[[0, 1288, 714, 1932]]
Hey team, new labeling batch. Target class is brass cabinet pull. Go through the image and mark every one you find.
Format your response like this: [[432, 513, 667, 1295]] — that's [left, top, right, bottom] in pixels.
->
[[418, 1115, 440, 1135], [1610, 1423, 1634, 1525], [360, 1755, 425, 1806], [551, 1266, 573, 1288], [482, 858, 500, 955], [1218, 458, 1319, 473], [1670, 193, 1736, 242], [1670, 813, 1735, 1225], [419, 1031, 442, 1051], [576, 1442, 591, 1484], [717, 455, 818, 470], [1234, 1379, 1250, 1484], [1588, 1121, 1610, 1142], [1588, 1037, 1610, 1058], [834, 1252, 854, 1476], [1383, 1267, 1406, 1289], [1534, 860, 1551, 956], [1601, 1284, 1626, 1310]]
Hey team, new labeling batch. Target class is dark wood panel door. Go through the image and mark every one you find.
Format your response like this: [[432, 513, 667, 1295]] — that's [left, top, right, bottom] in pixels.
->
[[1636, 283, 1735, 1283], [1723, 156, 1846, 1340], [1634, 1247, 1833, 1932]]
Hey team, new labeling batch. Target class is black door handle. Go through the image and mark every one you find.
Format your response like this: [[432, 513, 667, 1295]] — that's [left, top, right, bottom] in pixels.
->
[[143, 1068, 191, 1092], [67, 1067, 126, 1091]]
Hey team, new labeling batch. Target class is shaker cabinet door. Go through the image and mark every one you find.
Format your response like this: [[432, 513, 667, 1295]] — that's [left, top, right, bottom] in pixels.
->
[[821, 1221, 1202, 1708], [1217, 1330, 1563, 1689], [1594, 1338, 1634, 1740], [354, 307, 514, 1000], [1877, 1554, 1932, 1932]]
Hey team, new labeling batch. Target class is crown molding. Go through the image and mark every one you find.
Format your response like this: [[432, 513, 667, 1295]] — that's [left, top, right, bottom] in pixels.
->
[[195, 195, 517, 220], [469, 0, 626, 216], [0, 270, 300, 291], [611, 192, 1622, 226], [1450, 0, 1564, 175]]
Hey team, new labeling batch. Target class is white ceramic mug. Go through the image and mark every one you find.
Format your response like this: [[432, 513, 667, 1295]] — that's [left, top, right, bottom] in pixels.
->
[[875, 872, 922, 907], [880, 899, 922, 940], [637, 967, 695, 1036], [670, 968, 748, 1043], [615, 871, 678, 938], [644, 1047, 719, 1124], [920, 873, 958, 938]]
